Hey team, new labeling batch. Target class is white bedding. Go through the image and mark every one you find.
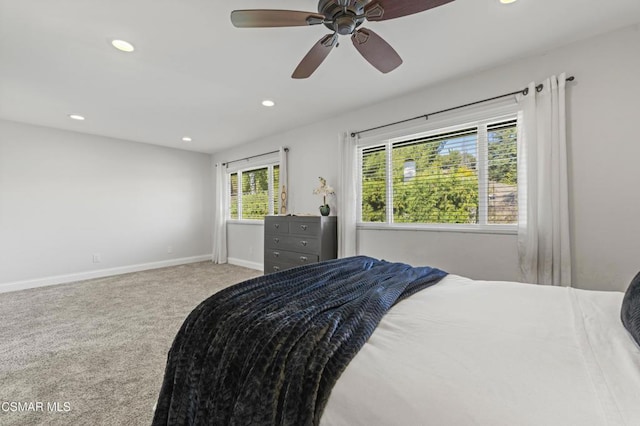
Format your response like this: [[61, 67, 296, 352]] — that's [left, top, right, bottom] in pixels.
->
[[321, 275, 640, 426]]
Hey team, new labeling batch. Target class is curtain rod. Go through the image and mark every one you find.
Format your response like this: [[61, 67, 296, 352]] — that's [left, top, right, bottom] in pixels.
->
[[350, 76, 576, 138], [222, 147, 289, 167]]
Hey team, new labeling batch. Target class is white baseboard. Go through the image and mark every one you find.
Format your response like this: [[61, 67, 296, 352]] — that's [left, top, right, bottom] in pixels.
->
[[227, 257, 263, 272], [0, 255, 213, 294]]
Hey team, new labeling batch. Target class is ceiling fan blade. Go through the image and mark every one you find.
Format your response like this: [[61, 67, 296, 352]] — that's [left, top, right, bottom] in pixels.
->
[[365, 0, 455, 22], [231, 10, 326, 28], [292, 34, 338, 79], [351, 28, 402, 74]]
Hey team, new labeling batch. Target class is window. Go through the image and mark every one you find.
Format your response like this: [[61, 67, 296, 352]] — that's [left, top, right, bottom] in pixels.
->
[[359, 116, 518, 228], [228, 164, 280, 220]]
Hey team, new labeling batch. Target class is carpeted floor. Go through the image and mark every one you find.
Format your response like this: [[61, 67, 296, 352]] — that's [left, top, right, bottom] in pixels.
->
[[0, 262, 261, 426]]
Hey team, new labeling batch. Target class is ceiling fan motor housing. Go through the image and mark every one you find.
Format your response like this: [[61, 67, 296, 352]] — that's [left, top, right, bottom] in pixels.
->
[[319, 0, 366, 35]]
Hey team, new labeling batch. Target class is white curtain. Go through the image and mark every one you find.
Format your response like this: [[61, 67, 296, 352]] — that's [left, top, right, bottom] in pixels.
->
[[517, 73, 571, 286], [338, 132, 358, 258], [212, 162, 227, 264], [279, 147, 289, 214]]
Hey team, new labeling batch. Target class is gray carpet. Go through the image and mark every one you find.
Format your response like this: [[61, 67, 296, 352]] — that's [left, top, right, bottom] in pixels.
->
[[0, 262, 261, 426]]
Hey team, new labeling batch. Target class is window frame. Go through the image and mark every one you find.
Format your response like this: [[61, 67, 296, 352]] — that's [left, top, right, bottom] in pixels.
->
[[226, 160, 280, 223], [356, 107, 520, 234]]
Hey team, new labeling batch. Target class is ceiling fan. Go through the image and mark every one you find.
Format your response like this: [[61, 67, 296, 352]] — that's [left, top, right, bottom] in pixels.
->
[[230, 0, 455, 79]]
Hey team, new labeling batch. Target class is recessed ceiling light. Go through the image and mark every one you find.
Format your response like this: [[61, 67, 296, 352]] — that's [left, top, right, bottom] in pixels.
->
[[111, 39, 135, 52], [69, 114, 85, 121], [500, 0, 517, 4], [182, 137, 192, 142], [261, 100, 275, 107]]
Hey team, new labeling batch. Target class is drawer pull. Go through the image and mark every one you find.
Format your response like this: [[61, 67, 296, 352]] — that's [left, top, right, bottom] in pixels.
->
[[273, 266, 280, 271], [300, 224, 308, 231], [273, 252, 280, 258], [300, 256, 308, 262], [273, 237, 280, 244], [300, 240, 307, 246], [274, 223, 280, 229]]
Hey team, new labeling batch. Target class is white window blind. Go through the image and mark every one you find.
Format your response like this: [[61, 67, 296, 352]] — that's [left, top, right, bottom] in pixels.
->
[[486, 120, 518, 224], [359, 117, 518, 228], [228, 164, 280, 220]]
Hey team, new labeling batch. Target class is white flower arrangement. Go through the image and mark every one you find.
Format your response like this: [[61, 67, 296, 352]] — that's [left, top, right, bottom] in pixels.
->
[[313, 177, 335, 206]]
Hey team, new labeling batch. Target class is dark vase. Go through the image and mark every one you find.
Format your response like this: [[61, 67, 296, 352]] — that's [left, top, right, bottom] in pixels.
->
[[319, 204, 330, 216]]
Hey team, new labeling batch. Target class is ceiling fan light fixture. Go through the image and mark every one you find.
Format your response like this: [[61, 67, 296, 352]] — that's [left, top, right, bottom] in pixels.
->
[[182, 137, 192, 142], [111, 39, 135, 52], [231, 0, 455, 78], [68, 114, 85, 121], [335, 15, 357, 35], [262, 100, 276, 107]]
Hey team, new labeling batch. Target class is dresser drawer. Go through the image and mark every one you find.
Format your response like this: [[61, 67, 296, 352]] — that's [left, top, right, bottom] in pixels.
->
[[266, 248, 319, 265], [265, 217, 289, 235], [264, 253, 319, 274], [265, 235, 320, 254], [287, 236, 319, 254], [289, 220, 320, 236], [264, 261, 297, 274], [265, 235, 287, 250]]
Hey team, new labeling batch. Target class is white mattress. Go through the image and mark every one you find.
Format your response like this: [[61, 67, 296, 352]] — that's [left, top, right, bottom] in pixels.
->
[[321, 275, 640, 426]]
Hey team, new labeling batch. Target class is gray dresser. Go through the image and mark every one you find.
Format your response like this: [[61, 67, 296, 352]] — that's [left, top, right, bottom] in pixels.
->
[[264, 216, 337, 274]]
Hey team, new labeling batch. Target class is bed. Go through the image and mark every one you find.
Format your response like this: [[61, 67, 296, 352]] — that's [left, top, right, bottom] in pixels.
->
[[153, 256, 640, 426]]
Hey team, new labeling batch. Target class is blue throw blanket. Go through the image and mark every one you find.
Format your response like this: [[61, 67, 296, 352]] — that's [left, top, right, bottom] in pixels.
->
[[153, 256, 447, 426]]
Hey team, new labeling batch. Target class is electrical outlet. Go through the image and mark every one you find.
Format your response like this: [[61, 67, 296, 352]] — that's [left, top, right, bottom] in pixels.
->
[[92, 253, 101, 263], [167, 246, 173, 254]]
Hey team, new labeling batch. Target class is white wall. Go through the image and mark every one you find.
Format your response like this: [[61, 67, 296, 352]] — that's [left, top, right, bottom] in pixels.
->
[[227, 222, 264, 269], [214, 24, 640, 291], [0, 120, 212, 289]]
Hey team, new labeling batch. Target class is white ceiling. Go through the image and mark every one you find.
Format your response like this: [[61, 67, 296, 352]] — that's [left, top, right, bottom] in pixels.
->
[[1, 0, 639, 154]]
